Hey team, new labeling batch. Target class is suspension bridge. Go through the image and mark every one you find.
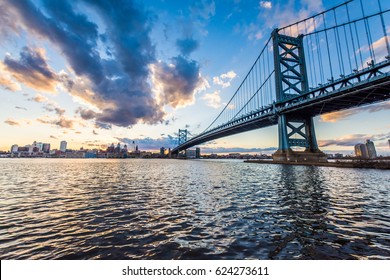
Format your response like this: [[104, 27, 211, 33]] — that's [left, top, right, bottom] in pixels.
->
[[172, 0, 390, 162]]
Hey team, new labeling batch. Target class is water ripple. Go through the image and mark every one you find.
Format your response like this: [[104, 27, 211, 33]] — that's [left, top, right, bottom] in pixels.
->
[[0, 158, 389, 259]]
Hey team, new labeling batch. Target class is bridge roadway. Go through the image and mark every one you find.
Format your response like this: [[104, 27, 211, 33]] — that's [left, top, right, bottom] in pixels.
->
[[172, 60, 390, 153]]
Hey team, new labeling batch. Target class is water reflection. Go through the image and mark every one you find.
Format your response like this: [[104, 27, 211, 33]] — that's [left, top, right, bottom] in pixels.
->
[[0, 159, 389, 259]]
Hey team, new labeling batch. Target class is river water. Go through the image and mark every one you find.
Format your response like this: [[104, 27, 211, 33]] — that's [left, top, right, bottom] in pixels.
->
[[0, 158, 389, 259]]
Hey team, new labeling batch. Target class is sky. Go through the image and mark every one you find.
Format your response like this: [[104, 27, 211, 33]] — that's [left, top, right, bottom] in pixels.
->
[[0, 0, 389, 155]]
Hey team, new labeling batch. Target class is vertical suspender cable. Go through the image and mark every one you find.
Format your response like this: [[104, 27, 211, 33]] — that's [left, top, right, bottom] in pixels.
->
[[359, 0, 375, 64], [313, 17, 324, 84], [322, 13, 334, 80], [343, 25, 353, 73], [346, 3, 359, 70], [378, 0, 390, 58], [333, 9, 345, 75]]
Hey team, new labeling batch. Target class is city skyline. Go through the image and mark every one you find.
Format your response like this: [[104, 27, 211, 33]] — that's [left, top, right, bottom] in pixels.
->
[[1, 0, 389, 155]]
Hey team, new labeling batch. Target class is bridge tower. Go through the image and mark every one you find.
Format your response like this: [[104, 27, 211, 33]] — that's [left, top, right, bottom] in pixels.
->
[[178, 129, 188, 146], [272, 29, 327, 162], [175, 129, 188, 157]]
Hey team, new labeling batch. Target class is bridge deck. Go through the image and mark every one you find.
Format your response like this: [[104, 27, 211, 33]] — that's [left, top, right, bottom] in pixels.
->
[[172, 69, 390, 153]]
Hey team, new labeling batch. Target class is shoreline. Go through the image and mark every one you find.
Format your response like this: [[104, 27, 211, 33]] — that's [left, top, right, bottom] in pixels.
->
[[244, 159, 390, 169]]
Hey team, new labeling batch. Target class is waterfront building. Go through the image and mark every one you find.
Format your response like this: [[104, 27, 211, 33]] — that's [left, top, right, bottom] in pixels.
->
[[42, 143, 50, 153], [355, 143, 369, 159], [160, 147, 166, 155], [11, 144, 18, 153], [60, 141, 67, 152], [196, 147, 201, 158], [186, 149, 197, 159], [366, 139, 377, 159]]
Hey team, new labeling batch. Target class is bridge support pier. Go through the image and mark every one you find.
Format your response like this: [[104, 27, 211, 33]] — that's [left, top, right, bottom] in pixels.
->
[[272, 114, 327, 162]]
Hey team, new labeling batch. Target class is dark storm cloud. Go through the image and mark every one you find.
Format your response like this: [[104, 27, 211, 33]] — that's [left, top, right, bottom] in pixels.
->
[[3, 46, 57, 92], [176, 38, 199, 57], [6, 0, 164, 127], [152, 55, 204, 108], [76, 107, 97, 120]]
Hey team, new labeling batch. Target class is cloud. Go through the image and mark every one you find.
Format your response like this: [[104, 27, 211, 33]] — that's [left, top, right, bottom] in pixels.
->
[[95, 121, 112, 130], [3, 47, 58, 92], [176, 38, 199, 57], [202, 90, 222, 108], [234, 22, 265, 41], [50, 135, 58, 139], [76, 107, 97, 120], [4, 119, 20, 126], [6, 0, 165, 127], [43, 103, 66, 116], [28, 93, 66, 116], [238, 0, 323, 39], [116, 135, 177, 150], [92, 130, 98, 135], [151, 56, 206, 108], [29, 94, 48, 103], [213, 70, 237, 88], [321, 101, 390, 122], [36, 115, 76, 129], [0, 62, 21, 91], [0, 2, 22, 38], [260, 1, 272, 9], [360, 35, 390, 65], [190, 0, 216, 21], [319, 132, 390, 147], [15, 106, 27, 111]]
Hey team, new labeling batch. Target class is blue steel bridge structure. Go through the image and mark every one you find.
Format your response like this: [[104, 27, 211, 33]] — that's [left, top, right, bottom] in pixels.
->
[[172, 0, 390, 161]]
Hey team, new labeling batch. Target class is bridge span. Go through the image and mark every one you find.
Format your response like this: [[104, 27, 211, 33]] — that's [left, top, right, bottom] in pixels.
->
[[172, 0, 390, 162]]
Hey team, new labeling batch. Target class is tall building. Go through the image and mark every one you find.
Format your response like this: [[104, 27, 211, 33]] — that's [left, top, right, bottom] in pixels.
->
[[42, 143, 51, 153], [195, 147, 201, 158], [60, 141, 67, 152], [366, 139, 377, 159], [355, 143, 368, 159]]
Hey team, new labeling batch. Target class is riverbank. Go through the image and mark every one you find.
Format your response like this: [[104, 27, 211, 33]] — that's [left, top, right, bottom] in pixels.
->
[[244, 159, 390, 169]]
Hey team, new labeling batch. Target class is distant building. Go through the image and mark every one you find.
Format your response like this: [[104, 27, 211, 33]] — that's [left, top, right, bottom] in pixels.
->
[[60, 141, 67, 152], [160, 147, 166, 155], [366, 139, 377, 159], [186, 148, 201, 159], [355, 143, 369, 159], [334, 153, 343, 158], [42, 143, 50, 153], [11, 144, 18, 153], [186, 149, 196, 158], [195, 147, 201, 158]]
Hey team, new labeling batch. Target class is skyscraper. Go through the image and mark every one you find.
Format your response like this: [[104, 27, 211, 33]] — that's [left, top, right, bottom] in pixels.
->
[[366, 139, 377, 159], [42, 143, 51, 153], [355, 143, 368, 159], [60, 141, 67, 152]]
